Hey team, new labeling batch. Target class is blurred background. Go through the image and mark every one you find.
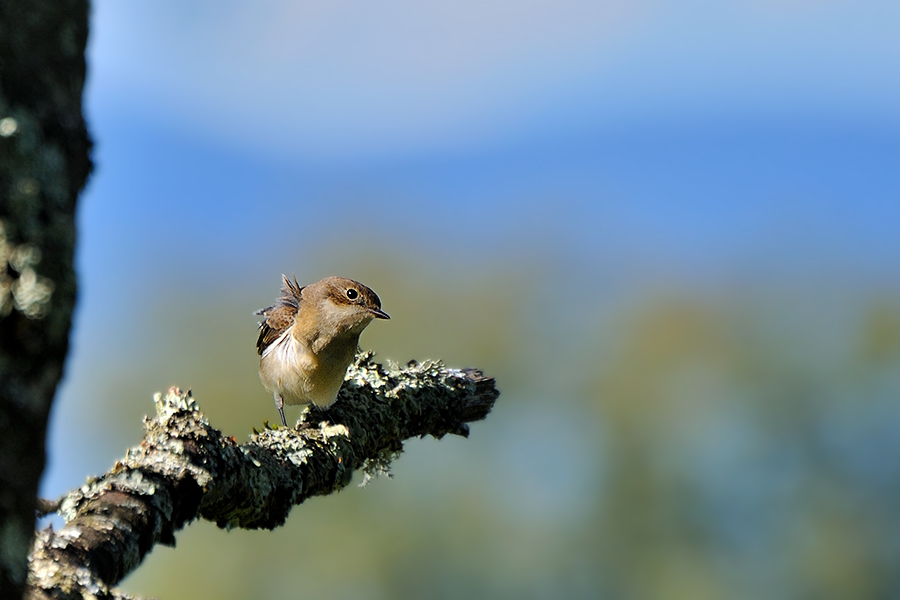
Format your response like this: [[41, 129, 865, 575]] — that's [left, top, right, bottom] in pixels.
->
[[41, 0, 900, 598]]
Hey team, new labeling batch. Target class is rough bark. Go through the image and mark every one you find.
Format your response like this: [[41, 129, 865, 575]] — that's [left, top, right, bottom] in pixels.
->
[[0, 1, 93, 599], [26, 353, 499, 600]]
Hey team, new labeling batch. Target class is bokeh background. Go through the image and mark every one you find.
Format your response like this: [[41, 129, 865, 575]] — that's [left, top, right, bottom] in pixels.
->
[[41, 1, 900, 598]]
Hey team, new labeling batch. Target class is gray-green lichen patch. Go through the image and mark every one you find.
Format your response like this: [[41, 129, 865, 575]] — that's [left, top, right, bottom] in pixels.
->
[[251, 426, 317, 468], [358, 447, 402, 487], [153, 386, 204, 421], [0, 219, 54, 319], [58, 470, 160, 524], [0, 116, 18, 137]]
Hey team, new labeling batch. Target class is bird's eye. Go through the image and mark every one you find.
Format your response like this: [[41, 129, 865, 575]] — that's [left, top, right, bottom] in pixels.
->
[[346, 288, 359, 300]]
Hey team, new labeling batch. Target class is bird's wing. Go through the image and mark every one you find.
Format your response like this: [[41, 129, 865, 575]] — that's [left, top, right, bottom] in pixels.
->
[[255, 275, 304, 355]]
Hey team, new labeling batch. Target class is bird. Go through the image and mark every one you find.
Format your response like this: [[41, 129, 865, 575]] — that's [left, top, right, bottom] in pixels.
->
[[255, 275, 390, 426]]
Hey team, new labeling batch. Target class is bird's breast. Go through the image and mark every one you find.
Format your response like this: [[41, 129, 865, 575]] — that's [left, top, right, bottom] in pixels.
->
[[258, 329, 357, 407]]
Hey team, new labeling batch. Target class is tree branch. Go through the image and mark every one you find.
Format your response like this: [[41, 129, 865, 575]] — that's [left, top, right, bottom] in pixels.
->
[[26, 352, 499, 600]]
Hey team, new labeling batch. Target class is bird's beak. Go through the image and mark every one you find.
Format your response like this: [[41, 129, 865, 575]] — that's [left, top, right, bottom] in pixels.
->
[[369, 307, 390, 320]]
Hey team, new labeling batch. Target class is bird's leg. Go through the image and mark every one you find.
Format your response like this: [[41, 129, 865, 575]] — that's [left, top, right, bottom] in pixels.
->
[[274, 393, 287, 427]]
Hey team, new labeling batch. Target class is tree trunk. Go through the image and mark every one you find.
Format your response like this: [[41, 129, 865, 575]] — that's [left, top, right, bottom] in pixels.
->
[[0, 1, 93, 598]]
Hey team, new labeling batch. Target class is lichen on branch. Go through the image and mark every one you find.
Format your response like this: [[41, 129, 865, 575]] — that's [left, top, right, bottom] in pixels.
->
[[27, 352, 498, 600]]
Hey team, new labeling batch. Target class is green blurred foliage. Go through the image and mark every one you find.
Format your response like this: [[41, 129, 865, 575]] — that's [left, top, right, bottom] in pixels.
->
[[62, 251, 900, 600]]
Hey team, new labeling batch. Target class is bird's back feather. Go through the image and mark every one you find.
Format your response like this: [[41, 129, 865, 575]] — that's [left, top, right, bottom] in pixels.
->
[[255, 275, 304, 355]]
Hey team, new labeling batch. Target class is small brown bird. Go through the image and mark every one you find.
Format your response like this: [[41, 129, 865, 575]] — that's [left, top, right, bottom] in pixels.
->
[[255, 275, 390, 426]]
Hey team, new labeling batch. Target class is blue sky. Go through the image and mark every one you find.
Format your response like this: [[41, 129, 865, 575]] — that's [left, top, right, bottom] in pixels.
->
[[80, 0, 900, 279], [44, 0, 900, 500], [89, 0, 900, 162]]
